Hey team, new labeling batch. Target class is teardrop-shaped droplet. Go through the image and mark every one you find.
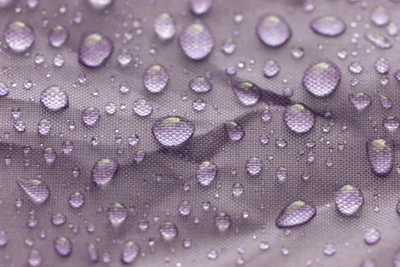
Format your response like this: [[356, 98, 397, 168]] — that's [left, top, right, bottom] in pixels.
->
[[54, 237, 72, 257], [216, 212, 231, 232], [263, 59, 280, 78], [256, 14, 291, 48], [349, 93, 371, 111], [107, 202, 128, 227], [133, 99, 152, 117], [17, 179, 49, 204], [310, 16, 346, 37], [367, 139, 394, 177], [51, 213, 67, 226], [275, 200, 316, 228], [284, 104, 315, 134], [335, 185, 363, 216], [0, 82, 9, 97], [79, 33, 113, 68], [88, 0, 113, 10], [82, 107, 100, 126], [233, 81, 261, 106], [28, 249, 42, 267], [246, 157, 263, 175], [178, 200, 192, 216], [370, 6, 390, 27], [179, 22, 214, 60], [303, 61, 341, 97], [49, 25, 69, 48], [224, 121, 245, 141], [143, 64, 169, 93], [189, 77, 212, 93], [196, 161, 217, 186], [40, 86, 68, 112], [121, 241, 140, 264], [374, 57, 390, 74], [4, 21, 35, 53], [190, 0, 212, 15], [154, 13, 176, 41], [152, 116, 195, 148], [90, 158, 119, 185], [364, 32, 392, 49], [159, 221, 178, 241], [43, 147, 56, 165], [68, 192, 85, 208]]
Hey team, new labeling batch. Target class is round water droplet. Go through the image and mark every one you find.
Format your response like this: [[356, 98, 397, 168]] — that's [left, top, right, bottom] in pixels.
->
[[91, 158, 119, 185], [87, 243, 98, 263], [256, 14, 291, 47], [190, 0, 212, 15], [143, 64, 169, 93], [4, 21, 35, 53], [246, 157, 262, 175], [384, 116, 399, 132], [13, 120, 26, 132], [68, 192, 85, 208], [179, 22, 214, 60], [364, 32, 392, 49], [374, 57, 390, 74], [117, 49, 132, 67], [207, 249, 218, 260], [284, 104, 315, 134], [43, 147, 56, 165], [121, 241, 140, 264], [349, 92, 371, 111], [310, 16, 346, 37], [364, 228, 380, 245], [79, 33, 113, 68], [224, 121, 244, 141], [291, 46, 304, 59], [88, 0, 113, 10], [54, 237, 72, 257], [192, 98, 206, 111], [335, 185, 363, 216], [216, 212, 231, 232], [154, 13, 176, 41], [40, 86, 68, 112], [275, 200, 316, 228], [232, 183, 244, 197], [263, 60, 280, 78], [233, 82, 261, 106], [28, 249, 41, 267], [62, 140, 73, 155], [128, 134, 139, 146], [159, 221, 177, 241], [323, 243, 336, 256], [367, 139, 394, 177], [133, 99, 152, 117], [196, 161, 217, 186], [260, 107, 272, 122], [360, 258, 377, 267], [303, 61, 341, 97], [49, 25, 69, 48], [370, 6, 390, 27], [17, 179, 49, 204], [51, 213, 67, 226], [189, 77, 212, 93], [276, 166, 288, 183], [152, 116, 195, 148], [82, 107, 100, 126], [178, 200, 192, 216], [0, 82, 9, 96], [221, 39, 236, 55], [107, 203, 127, 226]]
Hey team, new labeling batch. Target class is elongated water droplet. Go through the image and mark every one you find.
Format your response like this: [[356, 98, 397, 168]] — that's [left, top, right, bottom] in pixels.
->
[[143, 64, 169, 93], [68, 192, 85, 208], [367, 139, 394, 177], [107, 203, 127, 227], [54, 237, 72, 257], [178, 200, 192, 216], [364, 32, 392, 49], [263, 59, 280, 78], [0, 82, 9, 97], [79, 33, 113, 68], [233, 81, 261, 106], [370, 6, 390, 26], [154, 13, 176, 41], [224, 121, 244, 141], [51, 213, 67, 226], [82, 107, 100, 126], [91, 158, 119, 185], [152, 116, 195, 148], [133, 99, 152, 117], [348, 93, 371, 111], [121, 241, 140, 264], [40, 86, 68, 112], [190, 0, 212, 15], [88, 243, 98, 263], [284, 104, 315, 134], [159, 221, 177, 241], [246, 157, 262, 175], [0, 231, 8, 247], [189, 77, 212, 93], [310, 16, 346, 37], [374, 57, 389, 74], [179, 22, 214, 60], [88, 0, 113, 10], [256, 14, 291, 47], [303, 61, 341, 97], [216, 212, 231, 232], [49, 25, 69, 48], [28, 249, 41, 267], [4, 21, 35, 53], [17, 179, 49, 204], [275, 200, 316, 228], [335, 185, 363, 216], [196, 161, 217, 186]]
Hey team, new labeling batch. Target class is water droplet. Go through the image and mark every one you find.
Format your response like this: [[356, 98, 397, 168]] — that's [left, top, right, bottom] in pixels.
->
[[335, 185, 363, 216], [17, 179, 49, 204], [323, 243, 336, 256], [196, 161, 217, 186], [88, 0, 113, 10], [360, 258, 377, 267], [216, 212, 231, 232], [224, 121, 245, 141], [107, 202, 127, 226], [386, 22, 398, 36], [310, 16, 346, 37], [370, 6, 390, 26], [284, 104, 315, 134], [82, 107, 100, 126], [256, 14, 291, 47], [4, 21, 35, 53], [62, 140, 73, 155], [54, 237, 72, 257], [367, 139, 394, 177], [207, 249, 218, 260], [221, 39, 236, 55], [190, 0, 212, 15], [105, 102, 117, 114], [133, 150, 146, 163], [159, 221, 177, 241], [303, 61, 341, 97], [246, 157, 262, 175], [364, 32, 392, 49], [28, 249, 41, 267], [179, 22, 214, 60], [49, 25, 69, 48], [88, 243, 98, 263], [189, 77, 212, 93], [132, 99, 152, 117], [276, 166, 287, 183], [154, 13, 176, 41], [128, 134, 139, 146], [13, 120, 26, 132], [43, 147, 56, 165], [232, 183, 244, 197], [51, 213, 67, 226], [38, 119, 51, 136], [276, 200, 316, 228], [117, 49, 132, 67], [233, 82, 261, 106], [26, 0, 39, 9], [152, 116, 195, 148], [40, 86, 68, 112], [192, 98, 206, 111], [91, 158, 119, 185], [291, 46, 304, 59], [68, 192, 85, 208], [364, 228, 380, 245], [384, 116, 399, 132], [79, 33, 113, 68], [0, 82, 9, 96], [348, 93, 371, 111], [143, 64, 169, 93], [263, 60, 280, 78], [121, 241, 140, 264], [0, 231, 8, 247], [374, 57, 389, 74], [178, 200, 192, 216]]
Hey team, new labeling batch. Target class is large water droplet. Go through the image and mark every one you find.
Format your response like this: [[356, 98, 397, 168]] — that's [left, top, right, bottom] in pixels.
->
[[216, 212, 231, 232], [349, 93, 371, 111], [133, 99, 152, 117], [224, 121, 245, 141], [54, 237, 72, 257], [364, 228, 380, 245], [190, 0, 212, 15], [90, 158, 119, 185], [370, 6, 390, 27], [364, 32, 392, 49], [263, 59, 280, 78], [88, 0, 113, 10], [189, 77, 212, 93], [49, 25, 69, 48], [233, 81, 261, 106], [154, 13, 176, 41], [107, 202, 128, 227], [68, 192, 85, 208], [79, 33, 113, 68], [17, 179, 49, 204], [367, 139, 394, 177], [82, 107, 100, 126], [143, 64, 169, 93], [38, 119, 51, 136], [246, 157, 263, 175], [256, 14, 291, 47], [303, 61, 341, 97], [196, 161, 217, 186], [121, 241, 140, 264], [43, 147, 56, 165], [152, 116, 195, 148], [284, 104, 315, 134], [310, 16, 346, 37], [335, 185, 363, 216], [159, 221, 177, 241], [275, 200, 316, 228], [0, 0, 13, 8], [40, 86, 68, 112], [179, 22, 214, 60], [4, 21, 35, 53], [51, 213, 67, 226]]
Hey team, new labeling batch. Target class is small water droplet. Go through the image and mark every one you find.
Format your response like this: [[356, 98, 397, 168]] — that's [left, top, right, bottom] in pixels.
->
[[221, 39, 236, 55], [383, 116, 399, 132], [68, 192, 85, 208], [27, 249, 41, 267], [232, 183, 244, 197], [364, 32, 392, 49], [374, 57, 390, 74], [107, 202, 128, 226], [159, 221, 177, 241], [348, 61, 364, 74], [207, 249, 218, 260], [275, 200, 316, 228], [349, 93, 371, 111], [323, 243, 336, 256], [0, 82, 9, 97], [216, 212, 231, 232], [335, 185, 363, 216], [291, 46, 305, 59], [178, 200, 192, 216], [192, 98, 206, 111], [88, 0, 113, 10], [189, 77, 212, 93], [224, 121, 244, 142], [364, 228, 380, 245], [256, 14, 291, 47], [40, 86, 68, 112], [133, 99, 152, 117], [0, 231, 8, 247], [276, 166, 287, 183], [87, 243, 98, 263]]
